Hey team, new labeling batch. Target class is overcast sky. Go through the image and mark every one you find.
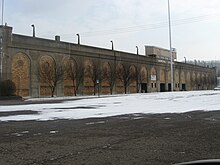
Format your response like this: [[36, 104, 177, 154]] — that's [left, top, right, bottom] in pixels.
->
[[3, 0, 220, 61]]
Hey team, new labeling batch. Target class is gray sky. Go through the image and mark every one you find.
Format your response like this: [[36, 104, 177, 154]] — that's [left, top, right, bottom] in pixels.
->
[[4, 0, 220, 61]]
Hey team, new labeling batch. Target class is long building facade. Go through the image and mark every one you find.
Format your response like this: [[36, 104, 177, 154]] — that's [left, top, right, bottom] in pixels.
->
[[0, 25, 217, 98]]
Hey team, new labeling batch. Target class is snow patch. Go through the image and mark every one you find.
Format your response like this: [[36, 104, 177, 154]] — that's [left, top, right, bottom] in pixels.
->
[[0, 91, 220, 121]]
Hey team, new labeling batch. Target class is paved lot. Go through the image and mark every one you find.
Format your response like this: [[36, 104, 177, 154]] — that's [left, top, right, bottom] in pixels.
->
[[0, 110, 220, 165]]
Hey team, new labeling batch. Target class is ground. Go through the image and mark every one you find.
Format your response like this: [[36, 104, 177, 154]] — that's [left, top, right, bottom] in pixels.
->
[[0, 110, 220, 165]]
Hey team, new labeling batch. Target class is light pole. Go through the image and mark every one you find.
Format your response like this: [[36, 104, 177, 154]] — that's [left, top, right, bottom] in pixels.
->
[[76, 33, 80, 45], [96, 79, 100, 97], [1, 0, 4, 25], [168, 0, 174, 91], [136, 46, 139, 55], [184, 57, 186, 63], [0, 32, 2, 82], [111, 40, 116, 94], [110, 40, 114, 50], [31, 24, 35, 37], [0, 0, 4, 83]]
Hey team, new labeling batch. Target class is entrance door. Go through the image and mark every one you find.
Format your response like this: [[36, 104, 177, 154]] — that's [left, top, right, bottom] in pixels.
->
[[168, 83, 171, 91], [160, 83, 165, 92], [182, 84, 186, 91], [141, 83, 147, 93]]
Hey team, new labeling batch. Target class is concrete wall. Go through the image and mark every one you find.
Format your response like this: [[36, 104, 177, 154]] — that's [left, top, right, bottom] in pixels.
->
[[0, 26, 217, 97]]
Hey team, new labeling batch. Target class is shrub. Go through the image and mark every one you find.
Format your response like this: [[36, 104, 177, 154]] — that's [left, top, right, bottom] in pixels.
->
[[0, 80, 16, 96]]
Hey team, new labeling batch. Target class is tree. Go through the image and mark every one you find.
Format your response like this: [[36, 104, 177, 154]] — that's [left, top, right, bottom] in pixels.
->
[[64, 59, 84, 96], [39, 62, 63, 97], [88, 64, 100, 95], [102, 63, 115, 95], [75, 62, 84, 95], [116, 64, 135, 94], [135, 67, 141, 93], [0, 80, 16, 96]]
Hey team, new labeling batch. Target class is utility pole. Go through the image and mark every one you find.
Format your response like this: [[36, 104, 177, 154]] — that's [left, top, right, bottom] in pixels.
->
[[168, 0, 174, 91], [0, 0, 4, 82], [1, 0, 3, 25]]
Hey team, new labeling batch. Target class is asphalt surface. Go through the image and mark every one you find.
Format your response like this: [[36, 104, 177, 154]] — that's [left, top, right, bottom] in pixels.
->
[[0, 110, 220, 165]]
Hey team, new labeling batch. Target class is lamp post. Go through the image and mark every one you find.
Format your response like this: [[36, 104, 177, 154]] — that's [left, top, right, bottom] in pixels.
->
[[76, 33, 80, 45], [168, 0, 174, 91], [31, 24, 35, 37], [184, 57, 186, 63], [96, 79, 100, 97], [111, 40, 116, 94], [136, 46, 139, 55], [110, 40, 114, 50]]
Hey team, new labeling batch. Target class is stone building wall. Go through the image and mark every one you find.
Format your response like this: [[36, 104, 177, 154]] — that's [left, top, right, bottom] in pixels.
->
[[0, 26, 217, 98]]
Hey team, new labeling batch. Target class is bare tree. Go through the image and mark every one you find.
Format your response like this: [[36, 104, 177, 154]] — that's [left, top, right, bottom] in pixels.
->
[[89, 64, 101, 95], [102, 64, 115, 95], [135, 67, 141, 93], [117, 64, 135, 94], [135, 67, 148, 93], [75, 62, 84, 95], [65, 60, 84, 96], [39, 62, 63, 97]]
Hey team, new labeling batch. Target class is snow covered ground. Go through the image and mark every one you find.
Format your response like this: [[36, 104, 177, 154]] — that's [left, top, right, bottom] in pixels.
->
[[0, 90, 220, 121]]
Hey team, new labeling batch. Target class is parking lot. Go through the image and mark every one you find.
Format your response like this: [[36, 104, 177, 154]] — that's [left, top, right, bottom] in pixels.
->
[[0, 110, 220, 165]]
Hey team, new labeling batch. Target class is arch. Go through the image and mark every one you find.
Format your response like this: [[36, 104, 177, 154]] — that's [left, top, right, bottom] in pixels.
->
[[201, 73, 206, 89], [192, 72, 196, 82], [174, 70, 180, 90], [140, 66, 148, 84], [84, 60, 94, 95], [39, 55, 56, 96], [186, 72, 191, 83], [159, 69, 166, 92], [180, 71, 185, 84], [150, 67, 157, 82], [206, 74, 210, 89], [192, 72, 196, 90], [101, 62, 111, 94], [197, 73, 201, 83], [186, 72, 191, 90], [63, 57, 77, 96], [197, 73, 201, 89], [150, 67, 157, 91], [116, 63, 124, 94], [128, 65, 137, 93], [167, 70, 171, 82], [12, 52, 30, 97], [174, 70, 179, 83], [139, 66, 148, 93], [160, 69, 165, 83]]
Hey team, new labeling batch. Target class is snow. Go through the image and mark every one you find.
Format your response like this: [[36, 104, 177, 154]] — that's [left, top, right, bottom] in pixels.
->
[[0, 90, 220, 121]]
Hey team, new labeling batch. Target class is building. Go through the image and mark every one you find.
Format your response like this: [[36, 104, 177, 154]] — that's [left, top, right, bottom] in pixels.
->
[[0, 25, 217, 98], [145, 45, 177, 60]]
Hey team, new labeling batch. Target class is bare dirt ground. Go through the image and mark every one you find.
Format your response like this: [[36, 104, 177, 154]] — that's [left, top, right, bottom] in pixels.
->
[[0, 110, 220, 165]]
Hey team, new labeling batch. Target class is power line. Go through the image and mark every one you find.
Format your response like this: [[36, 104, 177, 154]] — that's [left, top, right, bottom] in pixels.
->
[[43, 13, 220, 40], [78, 13, 220, 37]]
